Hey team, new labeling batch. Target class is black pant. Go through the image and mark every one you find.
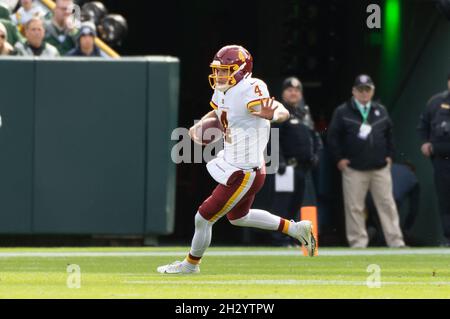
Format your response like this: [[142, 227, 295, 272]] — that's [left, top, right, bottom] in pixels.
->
[[432, 157, 450, 239], [270, 166, 307, 245]]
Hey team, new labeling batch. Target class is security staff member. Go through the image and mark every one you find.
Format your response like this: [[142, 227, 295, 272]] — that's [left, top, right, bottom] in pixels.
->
[[418, 73, 450, 246], [327, 74, 405, 248], [271, 76, 322, 246]]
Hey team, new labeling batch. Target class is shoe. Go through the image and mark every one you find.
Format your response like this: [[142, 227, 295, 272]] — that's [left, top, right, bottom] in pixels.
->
[[294, 220, 317, 256], [157, 261, 200, 274]]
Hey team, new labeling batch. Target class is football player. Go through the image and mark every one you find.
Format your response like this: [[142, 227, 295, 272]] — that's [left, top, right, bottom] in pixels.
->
[[157, 45, 317, 274]]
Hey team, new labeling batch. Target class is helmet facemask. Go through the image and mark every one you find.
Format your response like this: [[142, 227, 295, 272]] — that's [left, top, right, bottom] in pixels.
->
[[208, 61, 247, 92]]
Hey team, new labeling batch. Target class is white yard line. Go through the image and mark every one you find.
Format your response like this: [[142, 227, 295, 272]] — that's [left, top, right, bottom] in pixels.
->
[[0, 248, 449, 258], [123, 279, 450, 286]]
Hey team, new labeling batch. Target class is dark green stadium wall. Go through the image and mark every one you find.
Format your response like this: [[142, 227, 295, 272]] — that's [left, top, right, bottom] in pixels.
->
[[0, 59, 34, 234], [145, 60, 179, 234], [0, 57, 179, 236], [389, 17, 450, 245]]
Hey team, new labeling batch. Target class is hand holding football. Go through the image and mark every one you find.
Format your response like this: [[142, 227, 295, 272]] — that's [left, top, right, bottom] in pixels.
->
[[190, 117, 224, 145]]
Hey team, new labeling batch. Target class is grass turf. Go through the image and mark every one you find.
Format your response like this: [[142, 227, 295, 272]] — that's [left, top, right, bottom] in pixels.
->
[[0, 247, 449, 298]]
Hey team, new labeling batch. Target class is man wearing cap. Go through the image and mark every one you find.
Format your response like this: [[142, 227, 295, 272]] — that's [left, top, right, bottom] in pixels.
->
[[327, 74, 405, 248], [66, 22, 101, 57], [417, 73, 450, 246], [270, 76, 322, 246]]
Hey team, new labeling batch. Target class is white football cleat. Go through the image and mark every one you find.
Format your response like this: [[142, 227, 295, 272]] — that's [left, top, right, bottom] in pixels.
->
[[294, 220, 317, 257], [157, 261, 200, 274]]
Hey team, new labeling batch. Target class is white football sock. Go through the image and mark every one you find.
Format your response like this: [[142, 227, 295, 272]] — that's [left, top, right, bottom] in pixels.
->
[[229, 209, 281, 230], [183, 212, 212, 267]]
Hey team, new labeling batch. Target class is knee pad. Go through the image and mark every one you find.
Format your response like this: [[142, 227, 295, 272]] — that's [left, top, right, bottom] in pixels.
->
[[195, 212, 211, 229], [229, 214, 249, 227]]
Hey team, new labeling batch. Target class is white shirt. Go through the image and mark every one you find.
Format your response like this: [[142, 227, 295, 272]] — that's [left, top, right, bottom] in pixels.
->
[[11, 5, 46, 26], [210, 76, 271, 169]]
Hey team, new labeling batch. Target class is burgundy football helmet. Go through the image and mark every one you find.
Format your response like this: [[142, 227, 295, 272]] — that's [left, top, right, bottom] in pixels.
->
[[208, 45, 253, 91]]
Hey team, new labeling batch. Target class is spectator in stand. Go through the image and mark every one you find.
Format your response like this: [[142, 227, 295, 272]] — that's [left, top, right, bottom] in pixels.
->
[[10, 0, 46, 35], [15, 17, 59, 57], [66, 22, 102, 57], [0, 3, 9, 19], [0, 3, 25, 45], [0, 21, 15, 55], [44, 0, 78, 55]]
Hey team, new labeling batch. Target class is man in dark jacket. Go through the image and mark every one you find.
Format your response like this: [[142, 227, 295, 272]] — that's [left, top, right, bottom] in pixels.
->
[[66, 22, 102, 57], [417, 73, 450, 246], [327, 74, 405, 248], [270, 76, 322, 246]]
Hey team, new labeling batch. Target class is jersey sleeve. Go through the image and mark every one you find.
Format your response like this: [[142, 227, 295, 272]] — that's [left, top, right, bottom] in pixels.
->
[[210, 90, 219, 110], [244, 79, 270, 113]]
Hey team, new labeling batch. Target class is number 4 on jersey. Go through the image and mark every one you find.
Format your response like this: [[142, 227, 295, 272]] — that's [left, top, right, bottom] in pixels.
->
[[254, 85, 263, 97]]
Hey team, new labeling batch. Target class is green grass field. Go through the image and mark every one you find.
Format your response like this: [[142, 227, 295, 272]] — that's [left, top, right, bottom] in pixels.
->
[[0, 247, 449, 298]]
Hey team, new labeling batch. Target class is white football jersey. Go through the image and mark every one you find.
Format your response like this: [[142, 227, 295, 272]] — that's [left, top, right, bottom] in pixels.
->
[[210, 76, 271, 169]]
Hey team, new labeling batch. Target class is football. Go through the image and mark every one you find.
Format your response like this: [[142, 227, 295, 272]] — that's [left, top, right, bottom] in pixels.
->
[[193, 117, 224, 145]]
